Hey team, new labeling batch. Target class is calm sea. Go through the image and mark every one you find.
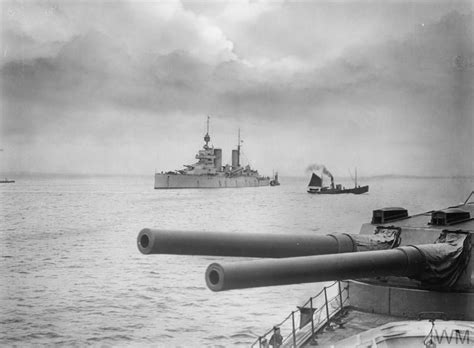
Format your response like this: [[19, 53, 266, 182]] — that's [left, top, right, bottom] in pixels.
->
[[1, 175, 472, 346]]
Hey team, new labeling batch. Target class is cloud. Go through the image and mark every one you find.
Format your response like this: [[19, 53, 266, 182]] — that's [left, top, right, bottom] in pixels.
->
[[1, 0, 236, 66], [199, 1, 473, 68], [1, 1, 473, 176]]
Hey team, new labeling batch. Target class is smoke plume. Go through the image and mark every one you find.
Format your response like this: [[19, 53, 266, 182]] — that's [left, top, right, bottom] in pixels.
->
[[306, 164, 334, 180]]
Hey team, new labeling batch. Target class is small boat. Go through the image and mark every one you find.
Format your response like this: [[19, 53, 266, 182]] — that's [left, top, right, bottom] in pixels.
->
[[307, 168, 368, 194], [269, 172, 280, 186], [0, 178, 15, 184]]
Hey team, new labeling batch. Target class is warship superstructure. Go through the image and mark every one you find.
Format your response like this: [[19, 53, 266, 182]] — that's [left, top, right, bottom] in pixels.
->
[[138, 191, 474, 347], [154, 118, 270, 189]]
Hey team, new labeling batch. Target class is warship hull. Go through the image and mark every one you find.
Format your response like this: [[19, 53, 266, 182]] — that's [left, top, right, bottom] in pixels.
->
[[154, 173, 270, 189], [295, 280, 474, 347]]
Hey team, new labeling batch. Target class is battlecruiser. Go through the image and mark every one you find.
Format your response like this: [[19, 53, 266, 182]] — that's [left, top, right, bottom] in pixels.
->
[[154, 118, 270, 189], [137, 191, 474, 347]]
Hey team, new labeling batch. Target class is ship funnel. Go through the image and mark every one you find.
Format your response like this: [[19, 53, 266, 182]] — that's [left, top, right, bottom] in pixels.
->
[[232, 150, 239, 168], [214, 149, 222, 170]]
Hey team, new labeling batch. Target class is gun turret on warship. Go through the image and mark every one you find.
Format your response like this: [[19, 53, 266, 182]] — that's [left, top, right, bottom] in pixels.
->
[[137, 191, 474, 347], [154, 117, 271, 189]]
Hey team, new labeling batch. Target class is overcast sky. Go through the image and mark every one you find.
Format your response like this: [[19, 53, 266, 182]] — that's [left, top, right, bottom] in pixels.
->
[[1, 0, 473, 177]]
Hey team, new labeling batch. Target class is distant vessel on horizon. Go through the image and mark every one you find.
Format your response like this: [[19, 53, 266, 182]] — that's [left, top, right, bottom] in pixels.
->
[[307, 167, 368, 195], [0, 178, 15, 184], [0, 149, 15, 183], [154, 118, 272, 189]]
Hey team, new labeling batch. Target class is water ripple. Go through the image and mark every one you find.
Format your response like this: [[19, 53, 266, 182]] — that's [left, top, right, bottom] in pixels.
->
[[1, 175, 472, 346]]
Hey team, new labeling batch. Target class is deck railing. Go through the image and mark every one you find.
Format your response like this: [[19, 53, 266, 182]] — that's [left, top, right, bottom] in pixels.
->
[[251, 281, 349, 348]]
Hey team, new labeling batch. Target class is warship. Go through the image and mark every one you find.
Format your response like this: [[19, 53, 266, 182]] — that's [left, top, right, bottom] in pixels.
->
[[308, 167, 368, 195], [137, 191, 474, 347], [154, 118, 270, 189]]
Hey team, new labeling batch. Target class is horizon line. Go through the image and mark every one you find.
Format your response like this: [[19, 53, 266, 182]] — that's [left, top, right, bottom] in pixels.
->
[[1, 171, 473, 180]]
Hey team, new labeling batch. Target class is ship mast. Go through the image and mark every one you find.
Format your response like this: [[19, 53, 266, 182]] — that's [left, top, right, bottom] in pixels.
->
[[237, 128, 241, 167], [204, 116, 211, 149]]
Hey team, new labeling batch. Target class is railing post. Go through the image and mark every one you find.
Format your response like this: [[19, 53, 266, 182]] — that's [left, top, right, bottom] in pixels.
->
[[323, 286, 330, 323], [310, 297, 315, 336], [292, 311, 297, 348], [338, 281, 343, 309]]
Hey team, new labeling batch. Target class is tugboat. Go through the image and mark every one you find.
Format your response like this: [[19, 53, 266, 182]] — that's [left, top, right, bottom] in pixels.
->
[[154, 117, 270, 189], [137, 191, 474, 347], [307, 167, 368, 194], [270, 172, 280, 186]]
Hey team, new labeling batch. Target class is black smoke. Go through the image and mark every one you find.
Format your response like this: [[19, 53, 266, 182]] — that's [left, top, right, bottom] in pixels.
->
[[305, 164, 334, 180]]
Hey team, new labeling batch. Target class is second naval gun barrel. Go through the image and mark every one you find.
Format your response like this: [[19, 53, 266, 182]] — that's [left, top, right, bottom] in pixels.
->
[[205, 245, 428, 291], [137, 228, 356, 258]]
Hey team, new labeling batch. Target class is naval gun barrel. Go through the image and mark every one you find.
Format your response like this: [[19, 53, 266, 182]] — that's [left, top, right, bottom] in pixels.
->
[[205, 245, 428, 291], [137, 229, 357, 258]]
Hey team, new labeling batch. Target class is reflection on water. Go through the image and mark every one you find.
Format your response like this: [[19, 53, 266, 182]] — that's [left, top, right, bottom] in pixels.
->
[[0, 175, 472, 346]]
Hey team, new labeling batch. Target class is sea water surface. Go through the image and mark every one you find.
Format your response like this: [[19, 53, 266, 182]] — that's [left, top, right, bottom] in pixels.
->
[[0, 175, 472, 346]]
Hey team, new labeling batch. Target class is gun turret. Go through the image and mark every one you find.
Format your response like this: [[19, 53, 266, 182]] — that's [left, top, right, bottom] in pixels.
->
[[205, 244, 439, 292], [137, 229, 358, 257], [136, 194, 474, 341], [138, 228, 471, 292]]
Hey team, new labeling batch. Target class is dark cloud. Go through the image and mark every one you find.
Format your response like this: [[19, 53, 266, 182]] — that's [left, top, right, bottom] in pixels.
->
[[1, 2, 472, 176]]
